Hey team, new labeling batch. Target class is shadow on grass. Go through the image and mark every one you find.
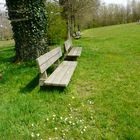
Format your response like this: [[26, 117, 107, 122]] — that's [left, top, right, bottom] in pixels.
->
[[0, 56, 14, 63], [20, 74, 39, 94], [39, 86, 65, 93], [20, 74, 65, 94], [0, 48, 15, 63]]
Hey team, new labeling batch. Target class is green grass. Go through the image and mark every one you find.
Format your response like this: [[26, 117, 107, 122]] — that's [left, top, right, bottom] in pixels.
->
[[0, 40, 15, 48], [0, 23, 140, 140]]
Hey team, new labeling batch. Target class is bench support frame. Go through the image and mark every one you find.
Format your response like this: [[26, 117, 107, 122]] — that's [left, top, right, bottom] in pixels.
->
[[39, 71, 47, 86]]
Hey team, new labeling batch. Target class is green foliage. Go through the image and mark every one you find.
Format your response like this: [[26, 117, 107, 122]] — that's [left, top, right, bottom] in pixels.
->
[[89, 1, 140, 28], [0, 23, 140, 139], [46, 1, 67, 45], [48, 17, 66, 45], [6, 0, 48, 61]]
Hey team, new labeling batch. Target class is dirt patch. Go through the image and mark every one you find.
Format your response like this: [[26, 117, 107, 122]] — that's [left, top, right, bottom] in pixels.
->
[[76, 81, 96, 98]]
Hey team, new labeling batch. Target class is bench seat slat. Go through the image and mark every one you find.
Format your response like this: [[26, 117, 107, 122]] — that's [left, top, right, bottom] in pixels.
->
[[67, 47, 82, 57], [60, 62, 77, 86], [45, 61, 69, 84], [44, 61, 77, 87], [73, 47, 79, 56]]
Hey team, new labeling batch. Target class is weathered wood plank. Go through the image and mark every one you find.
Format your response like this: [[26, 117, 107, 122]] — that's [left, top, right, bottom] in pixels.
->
[[44, 61, 68, 84], [73, 48, 79, 56], [68, 47, 76, 56], [64, 39, 82, 58], [67, 47, 82, 57], [36, 47, 62, 73], [59, 62, 77, 86], [75, 47, 82, 56], [44, 61, 77, 87], [51, 63, 70, 84]]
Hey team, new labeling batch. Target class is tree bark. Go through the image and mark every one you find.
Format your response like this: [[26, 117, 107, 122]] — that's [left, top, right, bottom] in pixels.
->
[[6, 0, 48, 61]]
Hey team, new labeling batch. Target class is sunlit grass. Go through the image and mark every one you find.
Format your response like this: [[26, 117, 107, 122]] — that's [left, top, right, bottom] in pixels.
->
[[0, 40, 14, 48], [0, 23, 140, 139]]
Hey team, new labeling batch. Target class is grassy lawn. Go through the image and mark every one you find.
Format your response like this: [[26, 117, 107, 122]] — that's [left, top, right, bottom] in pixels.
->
[[0, 23, 140, 140], [0, 40, 15, 48]]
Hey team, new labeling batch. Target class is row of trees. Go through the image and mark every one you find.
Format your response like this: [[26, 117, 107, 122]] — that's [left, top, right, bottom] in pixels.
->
[[5, 0, 140, 61], [46, 0, 100, 43], [87, 0, 140, 28], [59, 0, 100, 37], [0, 11, 12, 40]]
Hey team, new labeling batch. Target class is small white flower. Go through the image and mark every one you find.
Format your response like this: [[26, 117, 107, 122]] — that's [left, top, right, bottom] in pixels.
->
[[72, 123, 75, 126], [46, 118, 49, 121], [72, 96, 75, 99], [60, 117, 63, 120], [31, 132, 35, 137], [54, 127, 58, 131], [31, 123, 34, 127], [48, 138, 52, 140], [36, 133, 40, 137], [65, 118, 68, 121], [90, 116, 93, 119], [70, 116, 72, 119], [53, 118, 55, 120], [53, 114, 56, 117], [83, 129, 86, 132], [69, 121, 72, 124], [84, 126, 87, 129], [80, 131, 83, 134], [62, 133, 65, 136], [68, 104, 71, 106], [89, 101, 92, 104]]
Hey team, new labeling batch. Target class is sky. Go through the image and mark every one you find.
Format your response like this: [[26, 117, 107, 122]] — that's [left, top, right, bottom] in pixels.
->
[[0, 0, 129, 5], [0, 0, 140, 11], [103, 0, 128, 5], [0, 0, 130, 5], [0, 0, 5, 11]]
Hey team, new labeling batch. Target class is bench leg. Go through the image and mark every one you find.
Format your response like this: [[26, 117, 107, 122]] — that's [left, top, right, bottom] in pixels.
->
[[39, 72, 47, 86]]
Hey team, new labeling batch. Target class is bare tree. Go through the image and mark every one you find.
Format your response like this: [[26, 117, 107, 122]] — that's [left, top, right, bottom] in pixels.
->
[[59, 0, 100, 38]]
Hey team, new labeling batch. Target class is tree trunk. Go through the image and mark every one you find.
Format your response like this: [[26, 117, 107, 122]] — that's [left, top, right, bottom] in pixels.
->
[[67, 18, 71, 39], [6, 0, 48, 61]]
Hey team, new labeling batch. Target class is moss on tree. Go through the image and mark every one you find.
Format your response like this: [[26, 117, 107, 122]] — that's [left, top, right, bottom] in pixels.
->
[[6, 0, 48, 61]]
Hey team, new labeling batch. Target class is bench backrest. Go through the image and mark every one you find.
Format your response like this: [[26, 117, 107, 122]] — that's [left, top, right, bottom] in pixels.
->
[[36, 47, 62, 74], [64, 39, 73, 52]]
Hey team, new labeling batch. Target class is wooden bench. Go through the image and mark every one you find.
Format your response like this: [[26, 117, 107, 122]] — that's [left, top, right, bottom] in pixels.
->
[[64, 39, 82, 59], [36, 47, 77, 87], [72, 31, 81, 39]]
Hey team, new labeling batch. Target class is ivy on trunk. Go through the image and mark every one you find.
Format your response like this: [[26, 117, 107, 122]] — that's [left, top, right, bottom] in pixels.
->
[[6, 0, 48, 61]]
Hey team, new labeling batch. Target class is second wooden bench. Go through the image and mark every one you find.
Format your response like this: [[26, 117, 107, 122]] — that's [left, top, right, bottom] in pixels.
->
[[64, 39, 82, 60]]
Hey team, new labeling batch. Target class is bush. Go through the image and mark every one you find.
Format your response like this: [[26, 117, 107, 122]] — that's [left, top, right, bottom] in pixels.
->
[[46, 1, 67, 45]]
